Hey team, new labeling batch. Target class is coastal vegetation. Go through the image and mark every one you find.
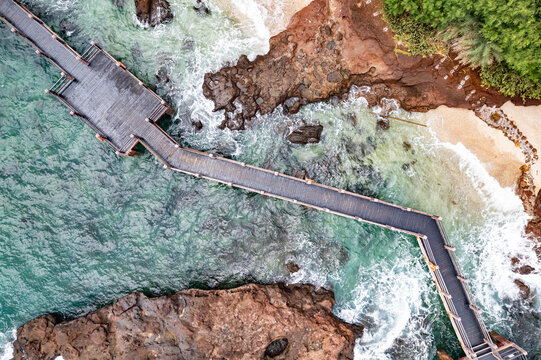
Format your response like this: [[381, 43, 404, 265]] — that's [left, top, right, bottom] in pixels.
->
[[383, 0, 541, 100]]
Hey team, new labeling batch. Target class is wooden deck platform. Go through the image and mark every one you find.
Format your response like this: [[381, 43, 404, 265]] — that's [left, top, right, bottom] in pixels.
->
[[0, 1, 529, 359]]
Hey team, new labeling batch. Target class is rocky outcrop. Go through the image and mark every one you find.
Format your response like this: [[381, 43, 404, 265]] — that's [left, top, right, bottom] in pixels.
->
[[287, 124, 323, 144], [134, 0, 172, 27], [526, 190, 541, 248], [13, 283, 361, 360], [202, 0, 540, 130]]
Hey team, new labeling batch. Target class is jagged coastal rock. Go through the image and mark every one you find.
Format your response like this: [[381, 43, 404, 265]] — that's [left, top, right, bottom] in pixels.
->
[[202, 0, 540, 130], [134, 0, 172, 27], [287, 124, 323, 144], [13, 284, 361, 360], [526, 190, 541, 253]]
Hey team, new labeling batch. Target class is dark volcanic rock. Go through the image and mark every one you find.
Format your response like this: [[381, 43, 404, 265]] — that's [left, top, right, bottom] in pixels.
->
[[287, 124, 323, 144], [13, 284, 361, 360], [264, 338, 289, 358], [376, 118, 390, 131], [285, 261, 301, 273], [202, 0, 540, 130], [193, 0, 210, 16], [134, 0, 172, 27]]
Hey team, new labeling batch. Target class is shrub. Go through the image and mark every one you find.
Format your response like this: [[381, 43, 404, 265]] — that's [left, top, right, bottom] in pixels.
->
[[481, 64, 541, 101], [383, 9, 445, 56]]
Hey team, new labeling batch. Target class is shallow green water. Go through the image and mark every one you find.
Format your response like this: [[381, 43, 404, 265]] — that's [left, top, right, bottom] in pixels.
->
[[1, 1, 540, 359]]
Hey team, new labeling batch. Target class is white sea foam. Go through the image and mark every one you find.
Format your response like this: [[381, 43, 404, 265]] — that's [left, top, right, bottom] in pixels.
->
[[438, 142, 540, 327], [0, 329, 15, 360]]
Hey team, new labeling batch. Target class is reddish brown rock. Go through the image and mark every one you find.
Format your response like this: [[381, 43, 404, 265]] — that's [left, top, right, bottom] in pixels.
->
[[134, 0, 172, 27], [516, 168, 537, 215], [533, 190, 541, 218], [514, 279, 532, 300], [202, 0, 540, 130], [525, 190, 541, 248], [13, 283, 361, 360]]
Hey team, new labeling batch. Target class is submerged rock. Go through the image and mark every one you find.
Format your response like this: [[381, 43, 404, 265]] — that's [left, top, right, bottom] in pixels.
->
[[134, 0, 173, 27], [13, 283, 361, 360], [287, 124, 323, 144], [155, 67, 170, 84], [291, 168, 308, 179]]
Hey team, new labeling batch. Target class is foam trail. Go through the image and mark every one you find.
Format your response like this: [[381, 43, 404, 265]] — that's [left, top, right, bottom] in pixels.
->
[[0, 329, 15, 360], [439, 142, 540, 327]]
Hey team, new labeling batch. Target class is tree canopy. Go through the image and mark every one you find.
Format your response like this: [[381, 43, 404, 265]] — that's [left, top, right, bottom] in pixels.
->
[[384, 0, 541, 81]]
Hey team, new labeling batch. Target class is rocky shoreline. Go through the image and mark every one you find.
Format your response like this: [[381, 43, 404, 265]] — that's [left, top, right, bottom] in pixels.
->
[[202, 0, 540, 131], [202, 0, 541, 251], [13, 283, 361, 360]]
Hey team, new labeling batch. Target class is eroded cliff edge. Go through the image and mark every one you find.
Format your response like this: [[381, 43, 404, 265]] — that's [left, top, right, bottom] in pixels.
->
[[202, 0, 539, 131], [13, 283, 361, 360]]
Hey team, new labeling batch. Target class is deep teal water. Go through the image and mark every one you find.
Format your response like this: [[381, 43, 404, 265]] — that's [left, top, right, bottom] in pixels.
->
[[0, 1, 540, 359]]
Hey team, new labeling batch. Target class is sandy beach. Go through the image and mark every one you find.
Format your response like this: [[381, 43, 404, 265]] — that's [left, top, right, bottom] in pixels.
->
[[425, 104, 541, 190]]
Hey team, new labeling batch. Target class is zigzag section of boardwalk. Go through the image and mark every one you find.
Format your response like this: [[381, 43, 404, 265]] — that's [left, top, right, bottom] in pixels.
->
[[0, 1, 528, 359]]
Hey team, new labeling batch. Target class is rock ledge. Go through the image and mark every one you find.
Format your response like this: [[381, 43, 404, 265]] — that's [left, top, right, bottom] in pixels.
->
[[13, 283, 361, 360]]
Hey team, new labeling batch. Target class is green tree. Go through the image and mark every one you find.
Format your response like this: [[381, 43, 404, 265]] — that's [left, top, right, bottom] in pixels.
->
[[384, 0, 541, 81]]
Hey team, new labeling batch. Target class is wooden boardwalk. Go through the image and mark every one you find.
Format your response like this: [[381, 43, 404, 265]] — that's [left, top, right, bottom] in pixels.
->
[[0, 1, 529, 359]]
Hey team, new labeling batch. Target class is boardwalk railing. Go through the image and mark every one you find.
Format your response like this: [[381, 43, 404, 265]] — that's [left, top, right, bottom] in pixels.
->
[[417, 235, 475, 355], [12, 0, 82, 60], [80, 43, 100, 63], [49, 74, 73, 95], [437, 221, 506, 360]]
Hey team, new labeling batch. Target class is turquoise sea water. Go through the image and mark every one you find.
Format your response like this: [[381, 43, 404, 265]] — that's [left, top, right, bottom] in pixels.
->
[[1, 1, 540, 359]]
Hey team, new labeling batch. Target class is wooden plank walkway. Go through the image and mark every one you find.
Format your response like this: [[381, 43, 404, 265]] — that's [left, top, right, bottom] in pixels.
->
[[0, 1, 528, 359]]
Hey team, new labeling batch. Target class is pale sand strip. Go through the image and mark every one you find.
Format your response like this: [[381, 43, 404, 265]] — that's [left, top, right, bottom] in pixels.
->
[[424, 106, 526, 189]]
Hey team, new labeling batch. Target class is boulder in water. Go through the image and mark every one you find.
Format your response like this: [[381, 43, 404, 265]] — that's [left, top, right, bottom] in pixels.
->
[[134, 0, 173, 27], [287, 124, 323, 144]]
